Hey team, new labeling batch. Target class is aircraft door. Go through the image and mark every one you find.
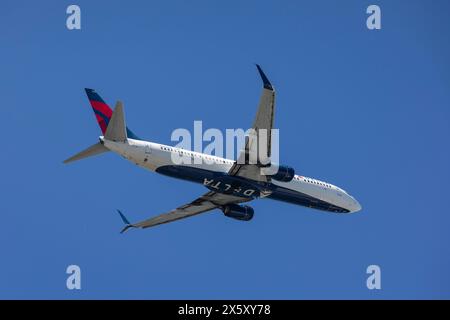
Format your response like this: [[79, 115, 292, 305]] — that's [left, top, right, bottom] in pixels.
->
[[144, 145, 151, 163]]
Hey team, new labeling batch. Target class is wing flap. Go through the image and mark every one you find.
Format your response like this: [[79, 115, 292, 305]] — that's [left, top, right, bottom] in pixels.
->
[[133, 200, 216, 229]]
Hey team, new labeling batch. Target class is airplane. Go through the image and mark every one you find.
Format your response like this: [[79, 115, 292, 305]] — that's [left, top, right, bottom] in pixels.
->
[[64, 65, 361, 233]]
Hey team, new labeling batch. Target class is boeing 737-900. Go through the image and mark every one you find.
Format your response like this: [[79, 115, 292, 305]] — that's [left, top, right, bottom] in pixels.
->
[[64, 65, 361, 232]]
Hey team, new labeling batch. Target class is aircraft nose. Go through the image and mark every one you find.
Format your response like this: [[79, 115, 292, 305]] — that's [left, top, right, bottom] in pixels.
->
[[350, 198, 362, 213]]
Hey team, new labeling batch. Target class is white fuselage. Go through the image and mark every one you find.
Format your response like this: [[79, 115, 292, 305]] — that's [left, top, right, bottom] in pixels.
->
[[103, 137, 361, 213]]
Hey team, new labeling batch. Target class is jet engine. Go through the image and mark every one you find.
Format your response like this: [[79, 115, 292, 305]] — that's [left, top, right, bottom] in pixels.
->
[[222, 204, 254, 221], [269, 165, 295, 182]]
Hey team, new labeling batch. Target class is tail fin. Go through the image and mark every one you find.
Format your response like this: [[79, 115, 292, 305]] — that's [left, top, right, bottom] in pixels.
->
[[63, 142, 108, 164], [84, 88, 140, 140], [85, 88, 112, 134], [63, 102, 126, 164]]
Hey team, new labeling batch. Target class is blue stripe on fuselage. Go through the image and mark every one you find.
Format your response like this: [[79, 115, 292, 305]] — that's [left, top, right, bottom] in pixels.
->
[[155, 165, 349, 213]]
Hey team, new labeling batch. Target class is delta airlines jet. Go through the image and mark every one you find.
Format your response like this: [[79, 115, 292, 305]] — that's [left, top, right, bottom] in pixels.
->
[[64, 65, 361, 232]]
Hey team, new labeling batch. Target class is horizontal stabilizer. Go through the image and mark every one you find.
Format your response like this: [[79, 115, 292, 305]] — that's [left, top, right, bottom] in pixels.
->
[[104, 101, 127, 142], [63, 142, 108, 164]]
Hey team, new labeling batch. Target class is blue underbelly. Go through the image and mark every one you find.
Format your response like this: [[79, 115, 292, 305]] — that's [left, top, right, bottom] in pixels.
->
[[155, 165, 349, 213], [268, 185, 349, 213], [155, 165, 263, 199]]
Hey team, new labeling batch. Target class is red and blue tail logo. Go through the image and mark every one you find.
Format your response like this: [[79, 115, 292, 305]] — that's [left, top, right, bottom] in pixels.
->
[[85, 88, 140, 140], [85, 88, 112, 134]]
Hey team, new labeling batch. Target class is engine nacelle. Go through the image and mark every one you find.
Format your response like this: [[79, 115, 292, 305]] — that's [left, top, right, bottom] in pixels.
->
[[222, 204, 254, 221], [270, 165, 295, 182]]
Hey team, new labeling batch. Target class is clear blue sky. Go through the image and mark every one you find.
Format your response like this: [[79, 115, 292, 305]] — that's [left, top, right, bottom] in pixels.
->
[[1, 0, 450, 299]]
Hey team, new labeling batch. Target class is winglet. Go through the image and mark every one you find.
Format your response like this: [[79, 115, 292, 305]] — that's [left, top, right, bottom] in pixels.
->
[[255, 64, 274, 91], [117, 210, 135, 234]]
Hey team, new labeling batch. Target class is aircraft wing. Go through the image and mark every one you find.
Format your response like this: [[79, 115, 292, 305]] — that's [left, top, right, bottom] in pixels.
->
[[118, 191, 250, 232], [228, 64, 276, 182]]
